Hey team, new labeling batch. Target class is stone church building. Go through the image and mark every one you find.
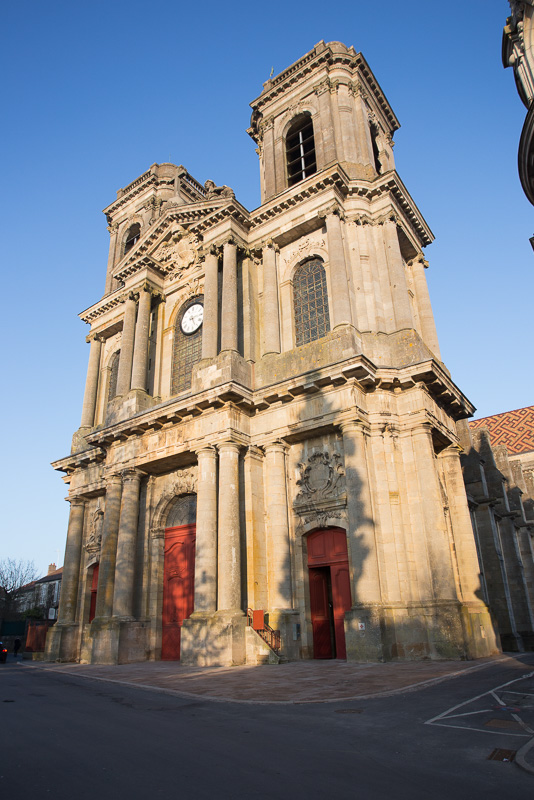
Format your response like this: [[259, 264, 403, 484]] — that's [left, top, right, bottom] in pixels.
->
[[46, 41, 500, 666]]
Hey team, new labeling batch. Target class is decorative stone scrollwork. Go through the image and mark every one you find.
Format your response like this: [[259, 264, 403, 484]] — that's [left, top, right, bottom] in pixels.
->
[[85, 506, 104, 555], [152, 225, 201, 279], [295, 451, 345, 505]]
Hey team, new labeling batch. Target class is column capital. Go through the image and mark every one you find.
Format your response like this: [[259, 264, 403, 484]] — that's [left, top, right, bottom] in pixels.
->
[[437, 443, 463, 458], [408, 253, 429, 269], [86, 332, 105, 344], [222, 236, 238, 249], [217, 440, 241, 455], [245, 445, 264, 461], [121, 467, 144, 484], [67, 496, 85, 508], [262, 238, 279, 253], [410, 422, 434, 438], [106, 473, 123, 488], [195, 443, 218, 458], [339, 418, 368, 436], [263, 440, 289, 456], [318, 203, 345, 222]]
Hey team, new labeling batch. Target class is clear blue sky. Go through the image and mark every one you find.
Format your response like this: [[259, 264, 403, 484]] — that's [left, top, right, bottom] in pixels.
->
[[1, 1, 531, 575]]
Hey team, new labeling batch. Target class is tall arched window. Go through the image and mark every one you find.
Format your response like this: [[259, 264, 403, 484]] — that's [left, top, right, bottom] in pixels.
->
[[286, 115, 317, 187], [293, 258, 330, 347], [171, 297, 203, 395], [124, 223, 141, 255], [108, 351, 120, 401]]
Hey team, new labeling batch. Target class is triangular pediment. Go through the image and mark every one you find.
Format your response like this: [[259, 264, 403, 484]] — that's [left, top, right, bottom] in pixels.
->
[[112, 196, 251, 282]]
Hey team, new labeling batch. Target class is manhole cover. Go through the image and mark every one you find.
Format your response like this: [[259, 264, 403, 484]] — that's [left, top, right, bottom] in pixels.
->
[[335, 708, 364, 714], [488, 749, 516, 762], [484, 719, 523, 730]]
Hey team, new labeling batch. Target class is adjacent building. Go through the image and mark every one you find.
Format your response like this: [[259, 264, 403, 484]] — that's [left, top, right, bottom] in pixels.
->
[[46, 41, 499, 666]]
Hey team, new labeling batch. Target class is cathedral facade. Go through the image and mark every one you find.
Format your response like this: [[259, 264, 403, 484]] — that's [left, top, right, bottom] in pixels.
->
[[46, 41, 499, 666]]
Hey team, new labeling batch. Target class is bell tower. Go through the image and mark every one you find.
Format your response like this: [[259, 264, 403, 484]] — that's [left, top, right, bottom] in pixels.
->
[[248, 40, 398, 202]]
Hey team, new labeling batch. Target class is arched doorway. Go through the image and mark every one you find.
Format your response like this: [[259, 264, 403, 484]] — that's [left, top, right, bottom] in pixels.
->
[[162, 494, 197, 660], [307, 528, 352, 659]]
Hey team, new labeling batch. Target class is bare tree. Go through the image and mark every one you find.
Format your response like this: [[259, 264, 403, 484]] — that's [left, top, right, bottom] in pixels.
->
[[0, 558, 39, 617]]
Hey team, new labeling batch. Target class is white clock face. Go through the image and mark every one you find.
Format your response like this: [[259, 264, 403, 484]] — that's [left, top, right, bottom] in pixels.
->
[[181, 303, 204, 334]]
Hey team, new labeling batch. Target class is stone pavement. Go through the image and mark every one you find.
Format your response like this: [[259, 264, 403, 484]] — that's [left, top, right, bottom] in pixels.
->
[[22, 653, 524, 704]]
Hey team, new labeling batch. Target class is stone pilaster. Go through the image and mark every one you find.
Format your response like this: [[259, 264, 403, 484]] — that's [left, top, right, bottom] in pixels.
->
[[112, 469, 143, 619], [410, 425, 457, 601], [130, 287, 152, 392], [217, 442, 242, 613], [56, 497, 85, 624], [104, 223, 119, 295], [115, 293, 137, 397], [410, 254, 441, 359], [220, 240, 238, 352], [94, 474, 123, 620], [202, 249, 219, 359], [80, 335, 102, 429], [264, 442, 292, 610], [340, 419, 383, 660], [323, 208, 353, 328], [261, 241, 281, 356], [383, 218, 413, 331], [192, 446, 218, 615]]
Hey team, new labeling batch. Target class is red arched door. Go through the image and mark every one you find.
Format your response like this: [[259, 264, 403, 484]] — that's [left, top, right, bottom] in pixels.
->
[[162, 524, 196, 660], [88, 563, 99, 623], [307, 528, 351, 659]]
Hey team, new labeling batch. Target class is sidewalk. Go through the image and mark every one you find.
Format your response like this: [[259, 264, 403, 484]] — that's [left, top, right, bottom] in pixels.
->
[[21, 653, 526, 704]]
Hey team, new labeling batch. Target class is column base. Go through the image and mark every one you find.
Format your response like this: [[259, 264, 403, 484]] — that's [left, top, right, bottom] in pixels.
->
[[71, 427, 92, 454], [459, 601, 501, 658], [106, 389, 157, 425], [181, 612, 246, 666], [88, 618, 149, 664], [44, 623, 80, 662], [192, 350, 252, 393]]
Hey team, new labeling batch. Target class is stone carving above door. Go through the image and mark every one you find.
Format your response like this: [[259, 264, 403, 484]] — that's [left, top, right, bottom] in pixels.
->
[[295, 451, 345, 505]]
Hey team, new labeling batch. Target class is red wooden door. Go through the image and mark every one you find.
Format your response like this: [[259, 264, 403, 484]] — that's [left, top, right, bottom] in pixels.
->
[[89, 563, 99, 623], [307, 528, 351, 659], [162, 524, 196, 660], [309, 567, 333, 659]]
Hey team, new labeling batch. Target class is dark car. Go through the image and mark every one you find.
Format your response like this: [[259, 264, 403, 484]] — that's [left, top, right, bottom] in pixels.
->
[[0, 642, 7, 663]]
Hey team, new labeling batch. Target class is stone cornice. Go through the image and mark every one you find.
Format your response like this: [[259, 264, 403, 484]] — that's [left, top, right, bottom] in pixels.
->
[[51, 446, 106, 475], [249, 43, 399, 139], [79, 279, 162, 326]]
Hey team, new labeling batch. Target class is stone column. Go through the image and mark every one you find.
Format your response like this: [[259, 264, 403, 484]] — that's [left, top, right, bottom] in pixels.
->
[[383, 218, 413, 331], [264, 442, 292, 610], [56, 498, 85, 624], [192, 446, 218, 614], [340, 420, 381, 604], [80, 335, 102, 429], [115, 293, 137, 397], [217, 442, 242, 613], [411, 425, 457, 601], [410, 254, 441, 359], [323, 209, 353, 328], [104, 223, 119, 295], [261, 241, 281, 356], [220, 240, 238, 352], [202, 249, 219, 359], [112, 469, 143, 619], [94, 474, 123, 620], [130, 287, 152, 392]]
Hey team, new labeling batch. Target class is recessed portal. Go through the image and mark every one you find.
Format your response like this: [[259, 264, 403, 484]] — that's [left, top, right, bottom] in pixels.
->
[[162, 524, 196, 660], [307, 528, 351, 659]]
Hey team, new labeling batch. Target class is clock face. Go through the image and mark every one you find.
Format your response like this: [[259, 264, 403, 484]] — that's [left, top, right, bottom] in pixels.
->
[[181, 303, 204, 334]]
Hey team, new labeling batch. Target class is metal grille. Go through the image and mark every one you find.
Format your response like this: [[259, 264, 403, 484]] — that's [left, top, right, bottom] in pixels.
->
[[286, 116, 317, 187], [108, 351, 120, 401], [171, 297, 203, 395], [293, 259, 330, 346]]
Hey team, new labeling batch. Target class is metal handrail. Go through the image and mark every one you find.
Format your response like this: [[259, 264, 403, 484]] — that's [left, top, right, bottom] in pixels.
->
[[246, 609, 281, 654]]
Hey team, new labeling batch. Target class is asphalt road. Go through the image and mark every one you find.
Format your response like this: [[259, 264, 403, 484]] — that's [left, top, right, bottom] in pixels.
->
[[1, 655, 533, 799]]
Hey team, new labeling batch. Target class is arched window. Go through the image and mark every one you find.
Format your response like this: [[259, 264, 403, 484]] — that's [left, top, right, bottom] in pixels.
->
[[108, 351, 120, 401], [293, 258, 330, 347], [124, 223, 141, 255], [171, 297, 203, 395], [286, 115, 317, 187], [166, 494, 197, 528]]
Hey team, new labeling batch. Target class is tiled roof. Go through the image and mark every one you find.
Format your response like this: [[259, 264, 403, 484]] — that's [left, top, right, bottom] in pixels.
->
[[469, 406, 534, 455]]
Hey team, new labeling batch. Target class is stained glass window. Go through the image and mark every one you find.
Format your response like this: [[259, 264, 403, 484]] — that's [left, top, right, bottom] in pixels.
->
[[171, 297, 203, 395], [293, 259, 330, 347]]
